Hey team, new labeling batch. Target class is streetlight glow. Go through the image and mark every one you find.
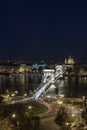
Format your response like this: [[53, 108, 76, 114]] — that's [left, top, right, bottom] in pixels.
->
[[28, 106, 32, 109], [12, 113, 16, 118], [66, 122, 69, 126], [72, 113, 75, 117]]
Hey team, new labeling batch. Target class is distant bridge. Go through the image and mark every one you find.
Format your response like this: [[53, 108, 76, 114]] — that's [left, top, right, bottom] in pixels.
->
[[32, 65, 63, 100], [5, 65, 64, 104]]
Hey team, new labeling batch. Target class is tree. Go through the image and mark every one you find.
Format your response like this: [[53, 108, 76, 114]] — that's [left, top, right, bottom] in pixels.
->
[[20, 110, 40, 130], [31, 116, 40, 130], [0, 118, 14, 130], [54, 107, 71, 130]]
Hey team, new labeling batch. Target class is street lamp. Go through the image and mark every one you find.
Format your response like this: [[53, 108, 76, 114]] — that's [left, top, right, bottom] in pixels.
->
[[66, 122, 69, 126], [12, 113, 20, 130], [72, 113, 75, 117], [12, 113, 16, 118], [28, 105, 33, 110], [24, 105, 33, 118]]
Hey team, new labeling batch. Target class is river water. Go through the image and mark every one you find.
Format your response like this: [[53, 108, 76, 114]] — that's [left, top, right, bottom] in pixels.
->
[[0, 74, 87, 98], [0, 74, 41, 95], [56, 76, 87, 98]]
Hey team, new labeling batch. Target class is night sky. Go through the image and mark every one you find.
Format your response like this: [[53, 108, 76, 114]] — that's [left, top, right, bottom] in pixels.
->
[[0, 1, 87, 61]]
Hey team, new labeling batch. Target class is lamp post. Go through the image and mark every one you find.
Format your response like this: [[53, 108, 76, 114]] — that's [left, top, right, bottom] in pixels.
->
[[72, 113, 75, 117], [65, 122, 69, 126], [28, 105, 33, 113], [12, 113, 16, 118], [12, 113, 20, 130], [28, 106, 32, 109]]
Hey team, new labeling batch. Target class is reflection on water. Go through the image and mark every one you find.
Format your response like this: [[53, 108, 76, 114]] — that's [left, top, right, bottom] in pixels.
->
[[0, 74, 87, 98], [57, 76, 87, 98], [0, 74, 41, 95]]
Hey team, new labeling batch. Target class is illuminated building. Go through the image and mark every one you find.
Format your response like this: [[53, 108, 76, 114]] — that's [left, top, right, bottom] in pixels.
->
[[64, 56, 75, 70], [65, 56, 74, 65], [18, 64, 30, 73]]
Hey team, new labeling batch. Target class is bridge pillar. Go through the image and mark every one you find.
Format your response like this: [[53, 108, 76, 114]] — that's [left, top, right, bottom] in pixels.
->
[[43, 69, 55, 83], [55, 65, 64, 78]]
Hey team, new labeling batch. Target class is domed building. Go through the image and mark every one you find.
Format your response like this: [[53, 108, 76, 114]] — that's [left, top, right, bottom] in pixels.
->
[[64, 56, 75, 65], [64, 56, 75, 70]]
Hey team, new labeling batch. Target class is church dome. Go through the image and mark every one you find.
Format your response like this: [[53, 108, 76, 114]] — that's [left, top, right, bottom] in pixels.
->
[[65, 56, 74, 64]]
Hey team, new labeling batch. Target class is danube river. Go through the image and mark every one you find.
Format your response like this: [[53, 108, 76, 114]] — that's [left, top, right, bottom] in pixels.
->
[[56, 76, 87, 98], [0, 74, 87, 98]]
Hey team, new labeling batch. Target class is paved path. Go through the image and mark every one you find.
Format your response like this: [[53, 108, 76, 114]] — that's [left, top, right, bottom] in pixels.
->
[[38, 100, 54, 118], [39, 98, 85, 130]]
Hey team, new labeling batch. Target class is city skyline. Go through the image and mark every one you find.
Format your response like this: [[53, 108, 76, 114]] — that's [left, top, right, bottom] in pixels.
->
[[0, 1, 87, 61]]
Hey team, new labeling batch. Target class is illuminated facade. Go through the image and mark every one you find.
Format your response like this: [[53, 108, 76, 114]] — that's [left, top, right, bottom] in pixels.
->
[[18, 64, 30, 73], [64, 56, 74, 65], [43, 69, 55, 83]]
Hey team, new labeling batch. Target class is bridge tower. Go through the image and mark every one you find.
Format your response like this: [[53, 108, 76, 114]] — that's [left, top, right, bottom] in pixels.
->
[[43, 69, 55, 83], [55, 65, 64, 78]]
